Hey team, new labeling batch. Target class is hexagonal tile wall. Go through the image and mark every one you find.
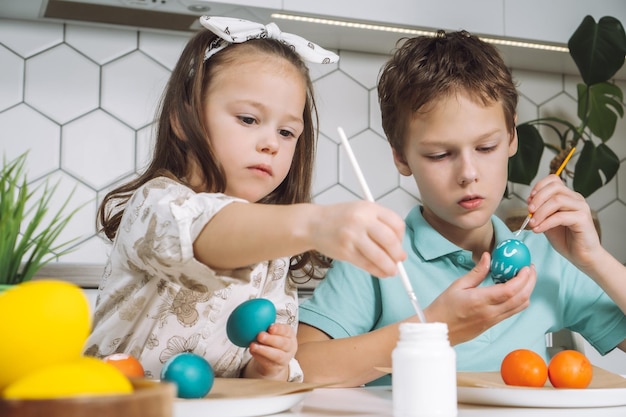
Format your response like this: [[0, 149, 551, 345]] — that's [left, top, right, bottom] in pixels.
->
[[0, 45, 23, 111], [25, 44, 100, 124]]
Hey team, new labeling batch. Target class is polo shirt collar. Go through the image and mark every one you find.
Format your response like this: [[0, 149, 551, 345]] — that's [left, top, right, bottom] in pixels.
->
[[406, 206, 517, 262]]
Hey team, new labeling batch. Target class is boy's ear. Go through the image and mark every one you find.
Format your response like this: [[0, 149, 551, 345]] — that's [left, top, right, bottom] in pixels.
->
[[392, 148, 412, 176], [508, 115, 519, 157]]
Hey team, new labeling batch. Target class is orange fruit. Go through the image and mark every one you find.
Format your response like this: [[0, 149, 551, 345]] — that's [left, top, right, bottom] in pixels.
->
[[500, 349, 548, 387], [103, 353, 145, 378], [548, 350, 592, 388]]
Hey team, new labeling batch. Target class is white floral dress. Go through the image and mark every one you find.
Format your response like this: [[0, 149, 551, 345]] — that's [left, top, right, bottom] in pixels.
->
[[84, 177, 301, 381]]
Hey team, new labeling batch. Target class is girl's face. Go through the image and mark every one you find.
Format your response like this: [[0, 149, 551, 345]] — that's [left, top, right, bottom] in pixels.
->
[[201, 53, 306, 202], [394, 92, 517, 245]]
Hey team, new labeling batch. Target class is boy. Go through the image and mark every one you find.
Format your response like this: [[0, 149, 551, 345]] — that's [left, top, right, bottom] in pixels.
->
[[296, 30, 626, 387]]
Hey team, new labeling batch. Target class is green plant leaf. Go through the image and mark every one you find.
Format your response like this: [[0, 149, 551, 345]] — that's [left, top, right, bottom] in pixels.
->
[[509, 15, 625, 197], [0, 152, 83, 284], [568, 15, 626, 85], [577, 82, 624, 140], [508, 124, 545, 185], [573, 141, 620, 197]]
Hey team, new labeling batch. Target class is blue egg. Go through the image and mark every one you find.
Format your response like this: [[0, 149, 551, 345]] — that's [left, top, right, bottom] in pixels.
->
[[227, 298, 276, 347], [160, 352, 214, 399], [490, 238, 531, 283]]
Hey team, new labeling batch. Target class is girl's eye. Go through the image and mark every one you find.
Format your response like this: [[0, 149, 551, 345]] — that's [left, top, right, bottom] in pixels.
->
[[279, 129, 296, 139], [238, 116, 256, 125], [478, 145, 497, 153]]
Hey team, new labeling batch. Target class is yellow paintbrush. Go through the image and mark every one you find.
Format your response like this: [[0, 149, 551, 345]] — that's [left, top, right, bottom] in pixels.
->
[[515, 146, 576, 236]]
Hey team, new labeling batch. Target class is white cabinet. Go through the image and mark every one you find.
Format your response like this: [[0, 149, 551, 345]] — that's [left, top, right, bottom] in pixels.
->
[[504, 0, 626, 44], [278, 0, 626, 44], [283, 0, 504, 36]]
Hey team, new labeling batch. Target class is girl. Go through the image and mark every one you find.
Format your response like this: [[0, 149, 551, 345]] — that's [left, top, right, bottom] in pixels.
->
[[84, 16, 407, 382]]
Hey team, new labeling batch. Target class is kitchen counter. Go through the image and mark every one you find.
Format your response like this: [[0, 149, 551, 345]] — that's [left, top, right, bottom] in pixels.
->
[[175, 385, 626, 417]]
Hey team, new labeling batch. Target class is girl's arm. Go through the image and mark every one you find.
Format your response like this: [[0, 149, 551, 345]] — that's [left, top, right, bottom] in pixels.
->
[[193, 200, 407, 278]]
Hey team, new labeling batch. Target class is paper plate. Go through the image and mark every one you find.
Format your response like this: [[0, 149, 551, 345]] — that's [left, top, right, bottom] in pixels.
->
[[174, 391, 306, 417], [170, 377, 325, 417], [458, 386, 626, 408]]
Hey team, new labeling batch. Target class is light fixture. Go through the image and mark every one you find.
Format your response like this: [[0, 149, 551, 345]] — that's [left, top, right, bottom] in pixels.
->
[[271, 13, 569, 53]]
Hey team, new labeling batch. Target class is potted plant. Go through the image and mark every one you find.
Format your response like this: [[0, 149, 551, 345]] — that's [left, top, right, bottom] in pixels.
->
[[0, 153, 80, 287], [508, 15, 626, 199]]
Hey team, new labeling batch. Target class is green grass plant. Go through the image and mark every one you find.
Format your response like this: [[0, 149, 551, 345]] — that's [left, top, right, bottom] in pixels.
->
[[0, 153, 81, 284]]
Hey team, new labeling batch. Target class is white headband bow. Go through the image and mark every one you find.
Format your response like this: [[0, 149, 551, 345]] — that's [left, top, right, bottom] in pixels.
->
[[199, 16, 339, 64]]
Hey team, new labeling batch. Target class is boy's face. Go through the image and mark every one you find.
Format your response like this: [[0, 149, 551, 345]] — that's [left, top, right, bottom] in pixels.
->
[[393, 92, 517, 240]]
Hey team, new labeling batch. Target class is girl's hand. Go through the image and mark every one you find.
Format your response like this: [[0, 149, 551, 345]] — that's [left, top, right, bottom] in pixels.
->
[[525, 175, 601, 269], [244, 324, 297, 381], [310, 201, 407, 278], [423, 252, 536, 345]]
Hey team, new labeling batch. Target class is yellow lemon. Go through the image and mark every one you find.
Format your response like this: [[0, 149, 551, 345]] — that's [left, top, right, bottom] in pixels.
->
[[3, 356, 133, 399], [0, 280, 91, 390]]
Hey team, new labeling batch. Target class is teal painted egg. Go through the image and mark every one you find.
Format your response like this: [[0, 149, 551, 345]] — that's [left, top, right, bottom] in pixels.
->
[[490, 239, 531, 283], [227, 298, 276, 347], [160, 352, 214, 399]]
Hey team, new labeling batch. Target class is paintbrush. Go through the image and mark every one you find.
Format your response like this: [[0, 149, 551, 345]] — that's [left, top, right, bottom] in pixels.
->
[[515, 146, 576, 236], [338, 127, 426, 323]]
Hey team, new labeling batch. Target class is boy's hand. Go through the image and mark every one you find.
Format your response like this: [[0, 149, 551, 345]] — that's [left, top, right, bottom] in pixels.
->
[[424, 252, 536, 345], [244, 323, 297, 381], [526, 175, 601, 269]]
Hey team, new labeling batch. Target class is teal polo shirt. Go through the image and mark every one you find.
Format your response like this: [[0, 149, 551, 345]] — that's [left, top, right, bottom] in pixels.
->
[[299, 206, 626, 385]]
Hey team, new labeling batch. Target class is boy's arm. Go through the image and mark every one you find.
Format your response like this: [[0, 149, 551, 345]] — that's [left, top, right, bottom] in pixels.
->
[[576, 246, 626, 324], [297, 254, 536, 386], [527, 175, 626, 322]]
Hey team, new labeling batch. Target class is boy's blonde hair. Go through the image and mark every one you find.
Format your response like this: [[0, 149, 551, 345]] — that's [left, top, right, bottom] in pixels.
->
[[378, 30, 518, 157]]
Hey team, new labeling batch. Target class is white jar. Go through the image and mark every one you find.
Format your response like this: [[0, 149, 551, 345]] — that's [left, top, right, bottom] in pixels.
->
[[392, 322, 457, 417]]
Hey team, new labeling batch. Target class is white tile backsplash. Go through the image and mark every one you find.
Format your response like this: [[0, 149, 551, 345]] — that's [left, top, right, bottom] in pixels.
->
[[316, 70, 370, 139], [0, 103, 61, 179], [25, 44, 100, 124], [139, 31, 191, 71], [101, 51, 169, 129], [62, 110, 136, 189], [339, 130, 399, 200], [0, 45, 23, 111], [0, 19, 63, 57], [66, 24, 137, 65]]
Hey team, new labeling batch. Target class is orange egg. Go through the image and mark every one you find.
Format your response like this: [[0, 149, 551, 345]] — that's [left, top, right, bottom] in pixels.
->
[[103, 353, 145, 378]]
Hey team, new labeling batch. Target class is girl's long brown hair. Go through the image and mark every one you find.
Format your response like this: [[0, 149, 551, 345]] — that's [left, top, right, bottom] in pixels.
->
[[97, 29, 330, 279]]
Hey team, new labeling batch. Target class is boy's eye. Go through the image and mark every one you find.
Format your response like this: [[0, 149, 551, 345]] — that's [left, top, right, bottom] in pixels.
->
[[427, 153, 448, 161], [478, 145, 497, 153]]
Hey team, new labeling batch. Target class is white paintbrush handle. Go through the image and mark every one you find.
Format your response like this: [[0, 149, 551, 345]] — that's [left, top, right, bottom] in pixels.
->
[[338, 127, 426, 323]]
